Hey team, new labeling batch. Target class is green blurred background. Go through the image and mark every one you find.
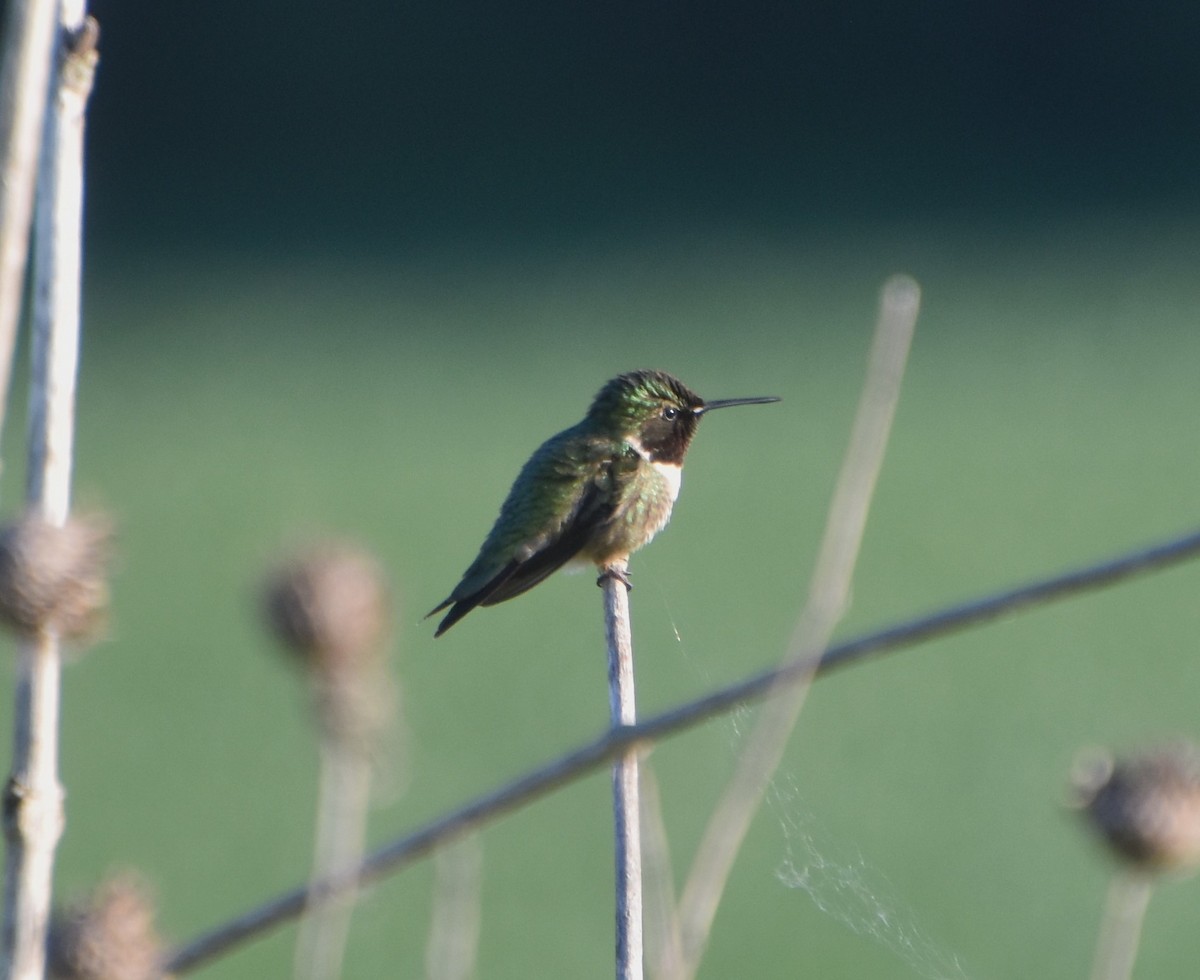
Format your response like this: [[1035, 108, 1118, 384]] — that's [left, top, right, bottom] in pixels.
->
[[3, 0, 1200, 976]]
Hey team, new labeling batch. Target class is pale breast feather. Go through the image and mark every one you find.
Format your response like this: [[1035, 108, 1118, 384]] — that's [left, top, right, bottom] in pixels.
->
[[652, 460, 682, 502]]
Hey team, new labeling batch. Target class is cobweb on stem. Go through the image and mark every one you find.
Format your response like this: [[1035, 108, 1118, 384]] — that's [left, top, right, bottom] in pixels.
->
[[770, 777, 971, 980]]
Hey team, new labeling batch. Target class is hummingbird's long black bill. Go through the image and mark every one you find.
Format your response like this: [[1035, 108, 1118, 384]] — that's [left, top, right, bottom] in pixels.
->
[[696, 395, 781, 414]]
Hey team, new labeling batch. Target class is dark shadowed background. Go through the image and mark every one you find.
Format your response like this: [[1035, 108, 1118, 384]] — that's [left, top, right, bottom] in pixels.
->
[[83, 0, 1200, 254]]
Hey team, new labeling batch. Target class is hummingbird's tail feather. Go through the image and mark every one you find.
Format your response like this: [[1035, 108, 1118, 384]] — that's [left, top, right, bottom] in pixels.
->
[[428, 559, 523, 636], [430, 534, 585, 636], [430, 597, 479, 637]]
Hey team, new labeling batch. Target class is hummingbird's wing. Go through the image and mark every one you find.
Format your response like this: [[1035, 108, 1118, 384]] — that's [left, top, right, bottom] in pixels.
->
[[476, 482, 613, 605], [429, 435, 618, 636]]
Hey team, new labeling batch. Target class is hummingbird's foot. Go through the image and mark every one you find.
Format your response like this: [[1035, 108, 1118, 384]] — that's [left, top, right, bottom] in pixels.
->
[[596, 566, 633, 591]]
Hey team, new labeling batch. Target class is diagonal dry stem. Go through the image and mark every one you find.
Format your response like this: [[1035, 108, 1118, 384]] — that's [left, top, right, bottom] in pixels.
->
[[639, 765, 684, 980], [0, 0, 59, 460], [673, 275, 920, 977]]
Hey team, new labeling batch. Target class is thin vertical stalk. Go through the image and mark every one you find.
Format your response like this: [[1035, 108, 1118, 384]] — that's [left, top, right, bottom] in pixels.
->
[[0, 8, 95, 980], [424, 834, 483, 980], [0, 0, 59, 454], [0, 629, 63, 980], [27, 12, 95, 521], [260, 544, 392, 980], [292, 736, 372, 980], [1089, 871, 1153, 980], [604, 560, 643, 980]]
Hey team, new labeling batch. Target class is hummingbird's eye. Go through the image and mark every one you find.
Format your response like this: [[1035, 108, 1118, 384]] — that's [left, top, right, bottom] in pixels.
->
[[661, 406, 679, 421]]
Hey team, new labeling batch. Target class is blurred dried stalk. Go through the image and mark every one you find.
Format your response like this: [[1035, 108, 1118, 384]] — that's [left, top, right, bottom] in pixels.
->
[[47, 874, 163, 980], [262, 541, 396, 980], [1073, 742, 1200, 980], [424, 835, 482, 980], [264, 541, 394, 748], [1073, 742, 1200, 872], [639, 766, 684, 980]]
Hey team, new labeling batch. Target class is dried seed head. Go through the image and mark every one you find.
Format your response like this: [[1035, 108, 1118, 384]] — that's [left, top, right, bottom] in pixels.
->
[[262, 542, 390, 669], [1071, 742, 1200, 872], [262, 542, 395, 747], [47, 873, 162, 980], [0, 514, 112, 641]]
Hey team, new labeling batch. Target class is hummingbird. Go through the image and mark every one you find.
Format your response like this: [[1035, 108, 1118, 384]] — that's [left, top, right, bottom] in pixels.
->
[[428, 369, 780, 636]]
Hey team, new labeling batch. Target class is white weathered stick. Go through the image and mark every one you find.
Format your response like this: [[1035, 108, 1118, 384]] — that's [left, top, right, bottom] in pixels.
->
[[0, 631, 63, 980], [1089, 871, 1153, 980], [604, 559, 644, 980], [604, 561, 643, 974], [26, 12, 93, 520], [0, 9, 96, 980], [673, 275, 920, 977], [161, 522, 1200, 975], [0, 0, 59, 451]]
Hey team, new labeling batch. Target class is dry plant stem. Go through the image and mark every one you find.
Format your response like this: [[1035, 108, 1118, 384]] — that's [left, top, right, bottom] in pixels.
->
[[638, 767, 684, 980], [292, 735, 373, 980], [26, 14, 94, 519], [0, 11, 95, 980], [0, 629, 63, 980], [1089, 871, 1153, 980], [605, 560, 644, 980], [0, 0, 59, 448], [161, 522, 1200, 975], [673, 275, 920, 977], [424, 835, 483, 980]]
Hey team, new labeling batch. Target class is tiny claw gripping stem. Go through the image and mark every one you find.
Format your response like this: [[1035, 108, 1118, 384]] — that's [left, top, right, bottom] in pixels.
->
[[596, 566, 633, 591]]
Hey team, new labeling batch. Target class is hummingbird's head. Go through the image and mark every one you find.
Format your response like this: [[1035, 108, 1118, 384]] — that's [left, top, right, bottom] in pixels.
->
[[587, 370, 780, 464]]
